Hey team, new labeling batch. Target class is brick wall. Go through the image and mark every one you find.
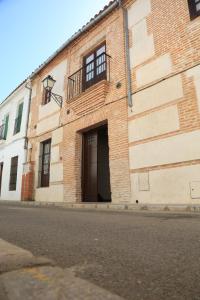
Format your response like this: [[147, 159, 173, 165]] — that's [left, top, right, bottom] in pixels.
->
[[26, 5, 131, 203], [127, 0, 200, 204]]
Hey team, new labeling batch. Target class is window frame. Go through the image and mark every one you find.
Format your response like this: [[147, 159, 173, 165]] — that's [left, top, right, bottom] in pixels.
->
[[9, 156, 18, 191], [82, 42, 107, 91], [188, 0, 200, 20], [38, 139, 51, 188]]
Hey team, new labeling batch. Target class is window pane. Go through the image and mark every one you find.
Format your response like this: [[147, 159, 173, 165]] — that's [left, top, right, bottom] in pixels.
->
[[96, 45, 106, 56], [196, 3, 200, 10], [86, 54, 94, 64]]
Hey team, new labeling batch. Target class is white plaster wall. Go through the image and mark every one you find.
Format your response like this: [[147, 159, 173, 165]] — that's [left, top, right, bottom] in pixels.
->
[[36, 113, 60, 135], [129, 106, 179, 142], [128, 0, 155, 67], [38, 100, 60, 120], [131, 164, 200, 204], [129, 130, 200, 170], [0, 139, 26, 201], [136, 54, 173, 87], [187, 65, 200, 112], [0, 84, 29, 201], [0, 84, 30, 144], [35, 185, 64, 202], [50, 163, 63, 183], [41, 59, 67, 98], [129, 75, 184, 116], [128, 0, 151, 27]]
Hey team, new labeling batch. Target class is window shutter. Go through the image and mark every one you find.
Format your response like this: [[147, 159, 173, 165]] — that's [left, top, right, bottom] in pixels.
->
[[4, 114, 9, 139], [17, 102, 23, 133], [14, 102, 23, 134]]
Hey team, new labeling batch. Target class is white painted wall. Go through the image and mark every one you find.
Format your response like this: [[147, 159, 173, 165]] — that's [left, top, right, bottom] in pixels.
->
[[0, 83, 30, 201]]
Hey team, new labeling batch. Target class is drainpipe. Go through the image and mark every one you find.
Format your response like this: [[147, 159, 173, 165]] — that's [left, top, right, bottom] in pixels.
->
[[24, 79, 32, 161], [118, 0, 133, 107]]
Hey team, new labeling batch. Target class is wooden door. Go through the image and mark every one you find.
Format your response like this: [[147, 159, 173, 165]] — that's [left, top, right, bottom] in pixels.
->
[[0, 163, 3, 195], [82, 131, 98, 202]]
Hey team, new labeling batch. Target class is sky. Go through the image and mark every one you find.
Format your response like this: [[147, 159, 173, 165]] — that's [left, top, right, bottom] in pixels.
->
[[0, 0, 110, 102]]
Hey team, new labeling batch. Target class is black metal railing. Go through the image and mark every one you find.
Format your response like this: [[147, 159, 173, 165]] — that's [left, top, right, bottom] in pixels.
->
[[0, 124, 5, 140], [67, 53, 111, 100]]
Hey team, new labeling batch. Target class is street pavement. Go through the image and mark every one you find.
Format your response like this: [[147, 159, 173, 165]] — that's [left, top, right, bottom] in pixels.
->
[[0, 204, 199, 300]]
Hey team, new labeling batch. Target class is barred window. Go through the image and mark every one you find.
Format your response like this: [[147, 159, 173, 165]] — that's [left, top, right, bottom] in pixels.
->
[[188, 0, 200, 19], [9, 156, 18, 191]]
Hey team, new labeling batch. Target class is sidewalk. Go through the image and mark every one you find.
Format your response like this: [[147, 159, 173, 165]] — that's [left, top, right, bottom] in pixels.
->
[[0, 239, 123, 300], [0, 199, 200, 213]]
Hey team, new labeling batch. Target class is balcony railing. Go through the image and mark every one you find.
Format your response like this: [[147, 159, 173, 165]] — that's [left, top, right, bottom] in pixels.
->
[[0, 124, 5, 140], [67, 52, 111, 100]]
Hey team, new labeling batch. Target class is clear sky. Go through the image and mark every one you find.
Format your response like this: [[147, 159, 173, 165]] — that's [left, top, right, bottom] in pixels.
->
[[0, 0, 110, 102]]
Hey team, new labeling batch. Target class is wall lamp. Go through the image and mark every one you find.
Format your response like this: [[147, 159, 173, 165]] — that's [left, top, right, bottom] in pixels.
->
[[42, 75, 63, 107]]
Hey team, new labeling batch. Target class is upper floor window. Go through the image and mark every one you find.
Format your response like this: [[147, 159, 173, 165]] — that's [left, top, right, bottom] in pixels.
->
[[43, 89, 51, 105], [14, 102, 23, 135], [38, 139, 51, 187], [188, 0, 200, 19], [83, 43, 107, 91], [67, 42, 111, 100], [0, 114, 9, 140]]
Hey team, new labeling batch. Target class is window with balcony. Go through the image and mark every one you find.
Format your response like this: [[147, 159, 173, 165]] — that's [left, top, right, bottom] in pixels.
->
[[9, 156, 18, 191], [14, 102, 23, 135], [38, 139, 51, 187], [0, 114, 9, 140], [188, 0, 200, 19], [68, 43, 110, 100]]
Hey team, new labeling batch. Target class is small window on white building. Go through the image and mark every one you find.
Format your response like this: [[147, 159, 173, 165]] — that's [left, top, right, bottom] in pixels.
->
[[14, 102, 23, 135]]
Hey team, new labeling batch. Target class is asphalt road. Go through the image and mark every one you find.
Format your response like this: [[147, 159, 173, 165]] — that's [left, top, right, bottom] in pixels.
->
[[0, 204, 199, 300]]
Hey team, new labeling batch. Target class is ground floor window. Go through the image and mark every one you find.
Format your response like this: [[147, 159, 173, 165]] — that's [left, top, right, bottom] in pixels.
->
[[0, 162, 3, 195], [9, 156, 18, 191], [39, 139, 51, 187]]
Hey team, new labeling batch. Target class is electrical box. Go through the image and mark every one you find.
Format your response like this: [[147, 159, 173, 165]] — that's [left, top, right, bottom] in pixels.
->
[[190, 181, 200, 199]]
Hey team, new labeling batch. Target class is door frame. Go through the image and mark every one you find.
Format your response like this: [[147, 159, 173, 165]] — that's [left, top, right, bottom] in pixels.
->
[[81, 121, 110, 203]]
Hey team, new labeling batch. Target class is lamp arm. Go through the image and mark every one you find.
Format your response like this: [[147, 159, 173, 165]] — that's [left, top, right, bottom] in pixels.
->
[[51, 92, 63, 108]]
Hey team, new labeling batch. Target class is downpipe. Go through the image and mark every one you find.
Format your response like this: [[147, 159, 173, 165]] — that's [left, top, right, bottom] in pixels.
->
[[118, 0, 133, 108]]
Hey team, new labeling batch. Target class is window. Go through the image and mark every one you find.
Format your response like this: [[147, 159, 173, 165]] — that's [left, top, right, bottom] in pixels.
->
[[14, 102, 23, 135], [83, 43, 107, 91], [43, 89, 51, 105], [4, 114, 9, 139], [0, 162, 3, 195], [0, 114, 9, 140], [188, 0, 200, 19], [39, 139, 51, 187], [9, 156, 18, 191]]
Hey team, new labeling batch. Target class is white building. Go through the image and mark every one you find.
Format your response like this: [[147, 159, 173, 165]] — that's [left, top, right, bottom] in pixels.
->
[[0, 81, 31, 201]]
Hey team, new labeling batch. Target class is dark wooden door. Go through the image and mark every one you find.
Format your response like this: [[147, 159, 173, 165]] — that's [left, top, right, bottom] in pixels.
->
[[0, 163, 3, 195], [82, 131, 98, 202]]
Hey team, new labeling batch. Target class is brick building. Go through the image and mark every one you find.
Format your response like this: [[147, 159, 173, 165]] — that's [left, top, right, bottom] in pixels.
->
[[21, 0, 200, 206]]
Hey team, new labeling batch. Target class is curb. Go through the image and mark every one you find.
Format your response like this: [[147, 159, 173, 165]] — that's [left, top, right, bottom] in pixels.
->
[[0, 239, 123, 300], [1, 200, 200, 213]]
